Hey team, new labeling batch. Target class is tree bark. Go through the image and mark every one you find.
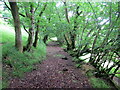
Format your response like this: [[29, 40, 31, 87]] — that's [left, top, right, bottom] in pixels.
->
[[33, 25, 39, 47], [71, 7, 82, 50], [42, 17, 50, 45], [63, 2, 72, 50], [33, 3, 47, 47], [43, 35, 48, 45], [63, 2, 70, 23], [63, 3, 82, 50], [9, 1, 23, 52], [25, 4, 35, 51]]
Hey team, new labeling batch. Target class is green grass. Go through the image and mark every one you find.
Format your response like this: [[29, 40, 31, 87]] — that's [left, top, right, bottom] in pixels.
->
[[3, 43, 46, 77], [1, 21, 46, 88], [86, 70, 95, 78], [1, 25, 15, 43], [0, 21, 28, 44], [2, 43, 46, 88], [2, 71, 9, 88], [90, 77, 111, 88], [86, 70, 111, 88]]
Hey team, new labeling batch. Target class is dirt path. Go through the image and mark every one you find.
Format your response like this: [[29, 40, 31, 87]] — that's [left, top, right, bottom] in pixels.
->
[[9, 42, 92, 88]]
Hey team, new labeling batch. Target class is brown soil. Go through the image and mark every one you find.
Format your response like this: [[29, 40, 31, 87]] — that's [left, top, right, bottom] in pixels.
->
[[9, 42, 92, 88]]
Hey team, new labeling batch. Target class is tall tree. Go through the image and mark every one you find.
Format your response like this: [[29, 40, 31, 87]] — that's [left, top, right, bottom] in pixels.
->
[[63, 1, 72, 50], [25, 3, 35, 51], [33, 3, 47, 47], [8, 1, 23, 52]]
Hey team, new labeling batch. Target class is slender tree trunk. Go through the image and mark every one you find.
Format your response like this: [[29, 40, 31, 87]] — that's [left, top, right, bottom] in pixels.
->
[[43, 35, 48, 44], [63, 2, 70, 23], [33, 3, 47, 47], [64, 34, 71, 50], [26, 28, 34, 51], [70, 32, 76, 49], [33, 25, 39, 47], [70, 6, 82, 50], [25, 4, 34, 51], [9, 1, 23, 52], [42, 17, 50, 45], [63, 3, 82, 50], [63, 2, 73, 50]]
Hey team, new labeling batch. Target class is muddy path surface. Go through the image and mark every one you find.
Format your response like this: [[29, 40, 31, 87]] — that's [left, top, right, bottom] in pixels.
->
[[9, 42, 92, 88]]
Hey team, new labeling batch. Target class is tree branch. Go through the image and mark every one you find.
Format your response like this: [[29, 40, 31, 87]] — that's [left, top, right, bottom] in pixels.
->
[[63, 1, 70, 23], [4, 2, 11, 10], [34, 2, 40, 13], [19, 13, 26, 17], [39, 3, 47, 17], [88, 2, 98, 25], [22, 23, 29, 34], [76, 6, 82, 17], [4, 2, 26, 17]]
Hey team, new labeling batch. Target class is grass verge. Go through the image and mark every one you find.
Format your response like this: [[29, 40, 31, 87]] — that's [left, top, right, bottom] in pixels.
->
[[89, 77, 110, 88], [2, 42, 46, 89], [86, 70, 113, 88], [1, 22, 46, 88]]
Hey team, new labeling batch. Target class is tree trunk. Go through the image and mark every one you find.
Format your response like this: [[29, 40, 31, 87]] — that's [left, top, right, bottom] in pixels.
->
[[70, 6, 82, 50], [64, 34, 71, 50], [9, 1, 23, 52], [70, 32, 76, 50], [43, 35, 48, 44], [33, 3, 47, 47], [33, 25, 39, 47], [63, 2, 72, 50], [25, 4, 34, 51], [26, 28, 34, 51]]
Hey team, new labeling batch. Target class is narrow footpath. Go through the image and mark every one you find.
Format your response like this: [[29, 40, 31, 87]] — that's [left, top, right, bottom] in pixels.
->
[[9, 42, 92, 88]]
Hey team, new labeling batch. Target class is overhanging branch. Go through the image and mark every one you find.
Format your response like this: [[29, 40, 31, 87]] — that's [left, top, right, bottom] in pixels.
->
[[4, 2, 26, 17]]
